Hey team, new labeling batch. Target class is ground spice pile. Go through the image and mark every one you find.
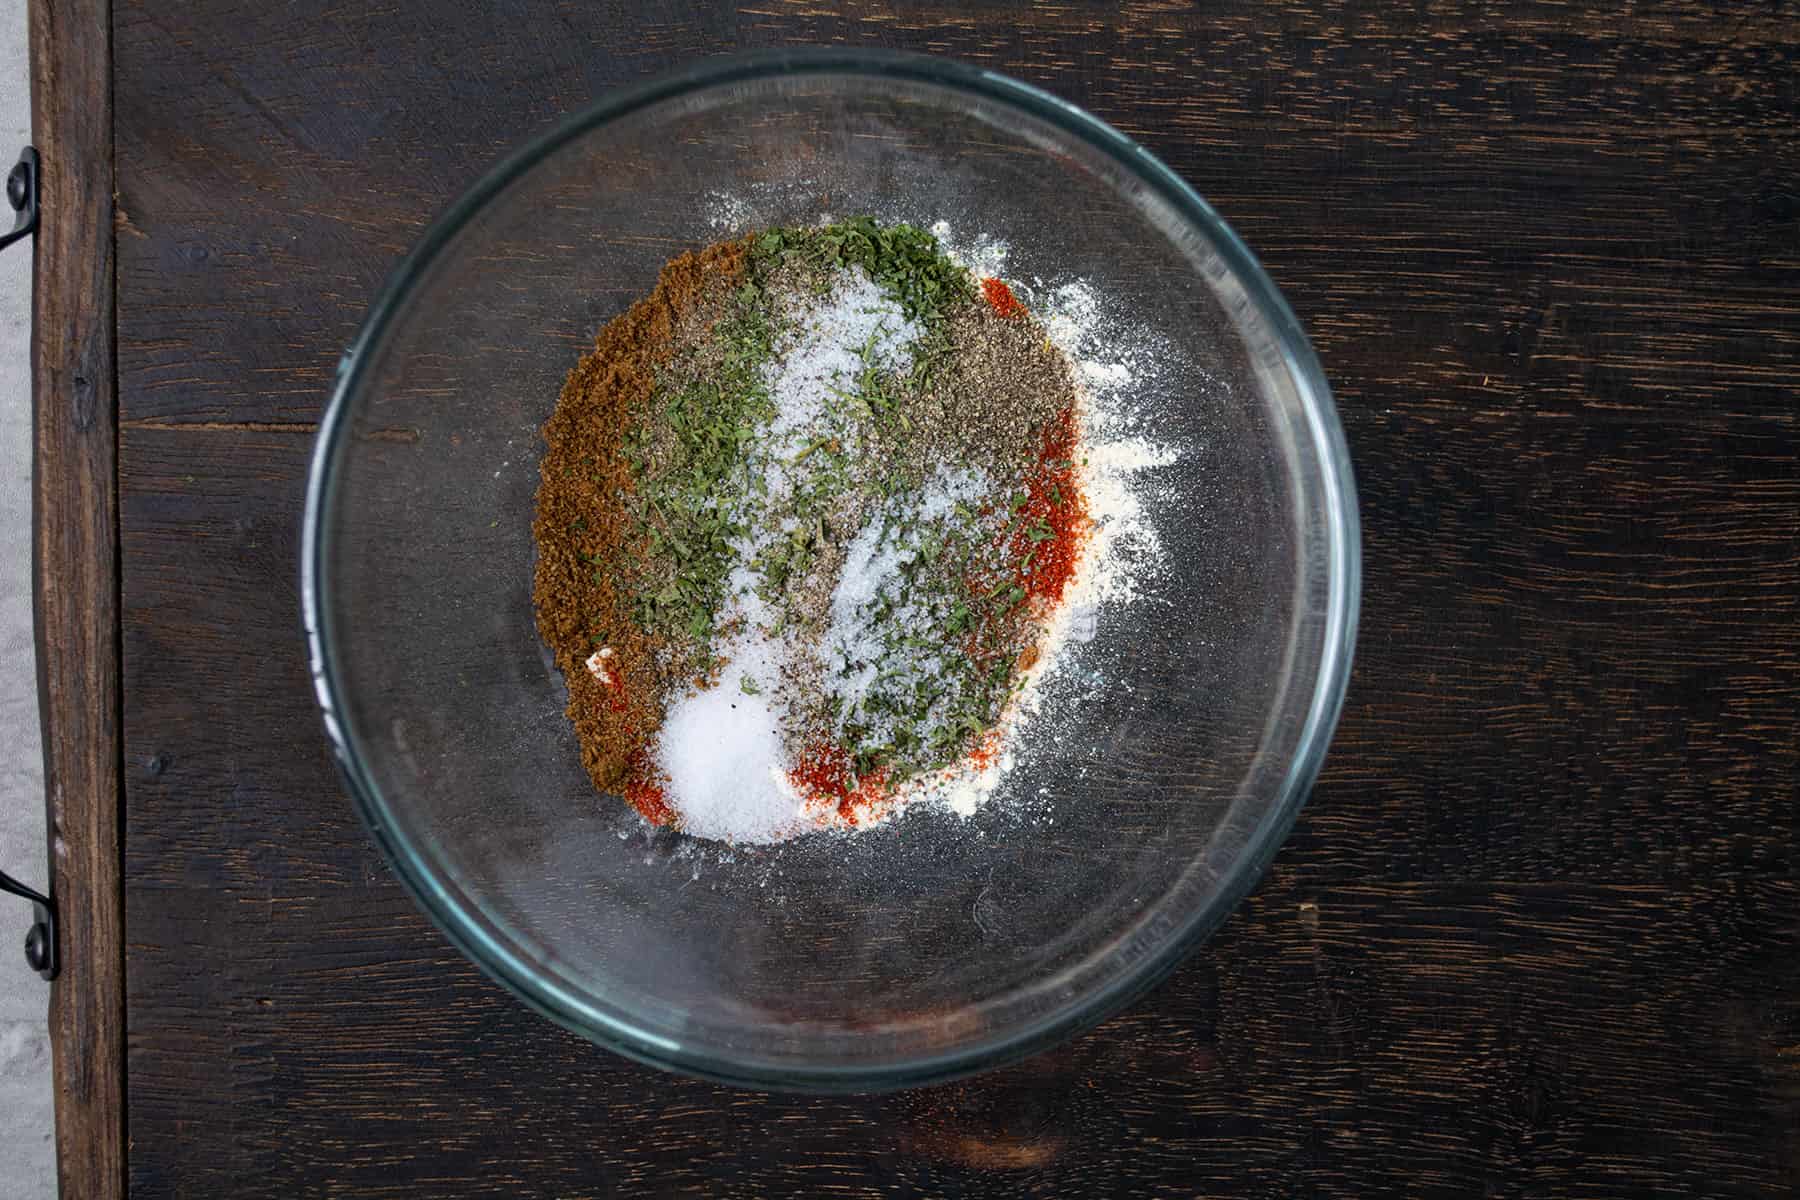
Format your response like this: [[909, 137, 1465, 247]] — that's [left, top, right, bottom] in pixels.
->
[[533, 218, 1090, 842]]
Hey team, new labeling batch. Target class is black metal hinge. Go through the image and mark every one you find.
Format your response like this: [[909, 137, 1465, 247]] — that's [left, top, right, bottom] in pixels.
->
[[0, 145, 35, 251], [0, 144, 53, 981]]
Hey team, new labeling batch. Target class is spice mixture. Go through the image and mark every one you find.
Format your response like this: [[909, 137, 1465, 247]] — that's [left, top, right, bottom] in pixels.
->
[[534, 219, 1098, 843]]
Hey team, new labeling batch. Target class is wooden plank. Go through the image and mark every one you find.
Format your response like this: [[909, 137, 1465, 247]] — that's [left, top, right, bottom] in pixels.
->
[[112, 2, 1799, 429], [111, 0, 1800, 884], [107, 0, 1800, 1196], [30, 0, 124, 1196]]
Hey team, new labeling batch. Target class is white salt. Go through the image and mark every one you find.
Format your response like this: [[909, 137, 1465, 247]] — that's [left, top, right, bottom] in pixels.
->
[[824, 468, 987, 650], [823, 464, 992, 731], [651, 559, 809, 844], [824, 516, 906, 707], [915, 464, 987, 522], [654, 676, 808, 844], [760, 267, 919, 465], [704, 190, 756, 233]]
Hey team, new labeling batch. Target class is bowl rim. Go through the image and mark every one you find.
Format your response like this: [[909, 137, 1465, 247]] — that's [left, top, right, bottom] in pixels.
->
[[302, 46, 1361, 1092]]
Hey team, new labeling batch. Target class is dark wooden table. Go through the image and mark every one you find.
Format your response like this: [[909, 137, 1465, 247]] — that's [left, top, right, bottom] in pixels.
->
[[29, 1, 1799, 1196]]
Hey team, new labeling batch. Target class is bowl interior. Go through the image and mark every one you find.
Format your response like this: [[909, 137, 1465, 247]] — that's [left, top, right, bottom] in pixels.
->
[[311, 56, 1352, 1086]]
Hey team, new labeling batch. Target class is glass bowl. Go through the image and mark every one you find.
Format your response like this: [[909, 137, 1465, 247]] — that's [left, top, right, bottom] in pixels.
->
[[303, 49, 1358, 1090]]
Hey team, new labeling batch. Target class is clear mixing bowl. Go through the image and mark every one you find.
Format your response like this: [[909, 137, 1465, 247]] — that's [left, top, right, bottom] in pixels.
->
[[303, 50, 1359, 1090]]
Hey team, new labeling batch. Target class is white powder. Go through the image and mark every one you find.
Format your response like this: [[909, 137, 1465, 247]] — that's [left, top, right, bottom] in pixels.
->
[[824, 515, 906, 710], [704, 190, 756, 233], [654, 572, 806, 843], [762, 268, 918, 454], [654, 676, 809, 844], [929, 219, 1010, 280], [749, 267, 919, 524], [915, 464, 988, 521], [826, 465, 986, 651], [725, 264, 922, 640], [823, 464, 991, 745]]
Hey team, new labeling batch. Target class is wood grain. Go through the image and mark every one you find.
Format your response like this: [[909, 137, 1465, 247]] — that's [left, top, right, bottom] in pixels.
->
[[31, 0, 125, 1196], [97, 0, 1800, 1196]]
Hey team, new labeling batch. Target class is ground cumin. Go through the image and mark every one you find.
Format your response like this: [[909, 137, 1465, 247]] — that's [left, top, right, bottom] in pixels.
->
[[532, 240, 747, 813]]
